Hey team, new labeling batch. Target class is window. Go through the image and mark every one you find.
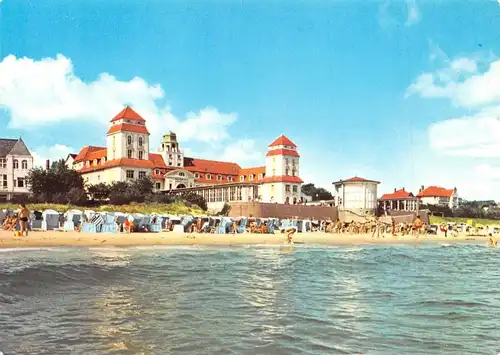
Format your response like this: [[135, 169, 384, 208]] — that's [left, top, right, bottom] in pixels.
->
[[156, 182, 161, 190], [293, 185, 298, 193], [127, 135, 132, 145], [0, 159, 6, 168], [258, 173, 263, 180], [194, 173, 200, 178], [126, 170, 134, 179], [206, 174, 211, 180], [138, 137, 143, 147], [285, 158, 289, 165], [1, 174, 7, 188], [17, 178, 24, 188], [93, 159, 98, 166], [13, 159, 19, 169], [127, 149, 133, 159], [227, 176, 233, 182], [21, 160, 28, 169], [249, 174, 254, 180], [285, 168, 289, 176], [155, 169, 160, 175], [139, 171, 146, 179], [285, 185, 291, 192], [292, 168, 296, 176], [240, 176, 245, 182], [138, 151, 144, 160], [217, 175, 223, 181], [292, 159, 296, 166], [179, 172, 185, 177]]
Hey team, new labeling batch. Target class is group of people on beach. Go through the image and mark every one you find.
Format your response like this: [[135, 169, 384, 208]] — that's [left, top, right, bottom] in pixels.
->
[[324, 215, 425, 238], [0, 204, 30, 236]]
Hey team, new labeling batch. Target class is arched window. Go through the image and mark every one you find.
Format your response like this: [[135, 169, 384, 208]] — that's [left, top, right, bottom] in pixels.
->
[[21, 160, 28, 169], [258, 173, 263, 180], [194, 173, 200, 178], [206, 174, 211, 180], [13, 159, 19, 169], [292, 168, 296, 176], [293, 197, 297, 204], [138, 151, 144, 160], [127, 135, 132, 145], [138, 137, 143, 147], [249, 174, 254, 180], [179, 172, 185, 177], [127, 149, 133, 159], [217, 175, 223, 181], [285, 167, 289, 176]]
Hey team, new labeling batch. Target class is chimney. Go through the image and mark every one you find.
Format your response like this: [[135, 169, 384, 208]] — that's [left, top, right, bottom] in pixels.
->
[[394, 188, 396, 193], [402, 187, 405, 191], [420, 185, 424, 192], [46, 159, 50, 170]]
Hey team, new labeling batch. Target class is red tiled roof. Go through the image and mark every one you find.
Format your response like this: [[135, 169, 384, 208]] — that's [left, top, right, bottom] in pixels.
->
[[149, 153, 167, 168], [380, 189, 416, 200], [183, 157, 241, 175], [74, 146, 107, 163], [332, 176, 380, 185], [239, 166, 266, 182], [86, 149, 107, 161], [110, 106, 146, 123], [77, 158, 154, 173], [261, 175, 303, 184], [106, 123, 150, 135], [268, 135, 297, 148], [266, 149, 300, 157], [417, 186, 454, 198]]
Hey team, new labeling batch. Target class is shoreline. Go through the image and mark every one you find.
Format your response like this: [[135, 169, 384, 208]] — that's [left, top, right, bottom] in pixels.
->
[[0, 230, 487, 249]]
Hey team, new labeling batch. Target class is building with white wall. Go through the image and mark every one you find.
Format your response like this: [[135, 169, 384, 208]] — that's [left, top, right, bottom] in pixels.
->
[[0, 138, 34, 201], [67, 106, 304, 211], [332, 176, 379, 214], [379, 188, 419, 212], [417, 185, 459, 209]]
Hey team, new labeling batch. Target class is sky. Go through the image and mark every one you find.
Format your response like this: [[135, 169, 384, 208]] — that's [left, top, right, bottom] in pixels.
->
[[1, 0, 500, 200]]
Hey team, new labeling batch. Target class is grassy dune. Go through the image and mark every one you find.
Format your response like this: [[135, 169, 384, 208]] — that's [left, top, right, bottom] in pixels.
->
[[0, 201, 205, 216], [429, 215, 500, 226]]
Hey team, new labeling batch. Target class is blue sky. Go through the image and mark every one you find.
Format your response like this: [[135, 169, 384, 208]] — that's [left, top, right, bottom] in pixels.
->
[[1, 0, 500, 199]]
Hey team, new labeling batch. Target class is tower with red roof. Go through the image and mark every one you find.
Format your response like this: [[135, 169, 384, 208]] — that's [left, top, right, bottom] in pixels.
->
[[261, 135, 303, 204], [106, 106, 150, 161]]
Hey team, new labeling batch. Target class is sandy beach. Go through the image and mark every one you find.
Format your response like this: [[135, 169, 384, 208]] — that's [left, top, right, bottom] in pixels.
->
[[0, 230, 486, 249]]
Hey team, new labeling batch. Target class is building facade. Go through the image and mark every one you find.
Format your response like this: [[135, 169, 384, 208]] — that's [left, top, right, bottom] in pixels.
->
[[417, 185, 459, 209], [0, 138, 34, 201], [332, 176, 380, 214], [67, 106, 303, 211], [379, 188, 419, 212]]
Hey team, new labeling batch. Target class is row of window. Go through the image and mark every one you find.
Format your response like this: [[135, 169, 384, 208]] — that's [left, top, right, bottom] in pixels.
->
[[0, 159, 29, 169], [0, 174, 25, 188], [127, 149, 145, 160], [285, 185, 299, 193], [126, 170, 147, 179], [127, 135, 145, 147]]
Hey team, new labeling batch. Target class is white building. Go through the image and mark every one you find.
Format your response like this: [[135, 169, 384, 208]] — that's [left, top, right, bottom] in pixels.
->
[[261, 135, 303, 204], [332, 176, 380, 214], [67, 106, 304, 211], [0, 138, 34, 201], [417, 185, 459, 209], [379, 188, 419, 212]]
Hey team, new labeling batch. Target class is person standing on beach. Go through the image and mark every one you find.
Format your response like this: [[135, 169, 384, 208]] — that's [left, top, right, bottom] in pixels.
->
[[19, 204, 30, 236], [413, 215, 423, 238]]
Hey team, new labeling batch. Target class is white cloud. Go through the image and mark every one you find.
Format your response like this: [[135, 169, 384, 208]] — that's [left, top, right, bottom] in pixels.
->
[[219, 139, 263, 166], [31, 144, 74, 168], [405, 0, 421, 27], [0, 54, 238, 146]]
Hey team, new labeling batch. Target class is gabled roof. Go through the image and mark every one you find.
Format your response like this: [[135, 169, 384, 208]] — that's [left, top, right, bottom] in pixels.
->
[[268, 135, 297, 148], [110, 106, 146, 123], [183, 157, 241, 175], [380, 188, 416, 200], [332, 176, 380, 185], [149, 153, 167, 168], [417, 186, 455, 198], [0, 138, 31, 157], [239, 166, 266, 182], [74, 146, 107, 163], [107, 123, 150, 135]]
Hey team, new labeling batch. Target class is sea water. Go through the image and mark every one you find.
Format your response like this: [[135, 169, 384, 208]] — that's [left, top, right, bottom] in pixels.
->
[[0, 244, 499, 354]]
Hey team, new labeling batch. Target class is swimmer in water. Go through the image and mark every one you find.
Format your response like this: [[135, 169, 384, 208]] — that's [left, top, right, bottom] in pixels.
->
[[488, 237, 497, 248]]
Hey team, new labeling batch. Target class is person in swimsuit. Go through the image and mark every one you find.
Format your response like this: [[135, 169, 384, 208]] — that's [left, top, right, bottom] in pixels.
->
[[19, 204, 30, 236]]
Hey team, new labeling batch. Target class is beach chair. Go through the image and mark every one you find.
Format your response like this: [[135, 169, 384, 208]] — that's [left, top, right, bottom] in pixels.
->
[[237, 217, 248, 233], [63, 209, 83, 231], [41, 209, 60, 231], [181, 216, 195, 232], [149, 214, 163, 233], [30, 211, 43, 230], [100, 212, 118, 233], [82, 213, 104, 233], [216, 217, 231, 234]]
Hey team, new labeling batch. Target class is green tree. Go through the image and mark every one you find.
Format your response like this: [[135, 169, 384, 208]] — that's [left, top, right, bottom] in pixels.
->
[[301, 183, 334, 201]]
